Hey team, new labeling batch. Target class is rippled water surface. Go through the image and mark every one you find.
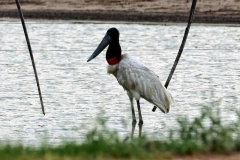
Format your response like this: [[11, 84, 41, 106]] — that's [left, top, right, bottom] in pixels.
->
[[0, 18, 240, 145]]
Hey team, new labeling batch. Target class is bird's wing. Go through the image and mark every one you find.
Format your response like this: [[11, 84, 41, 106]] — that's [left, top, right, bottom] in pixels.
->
[[116, 54, 174, 113]]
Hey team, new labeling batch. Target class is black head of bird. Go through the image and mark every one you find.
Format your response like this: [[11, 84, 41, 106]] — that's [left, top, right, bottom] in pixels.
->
[[87, 28, 122, 65]]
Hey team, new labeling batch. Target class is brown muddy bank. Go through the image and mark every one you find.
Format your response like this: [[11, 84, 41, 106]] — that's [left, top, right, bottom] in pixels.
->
[[0, 0, 240, 23]]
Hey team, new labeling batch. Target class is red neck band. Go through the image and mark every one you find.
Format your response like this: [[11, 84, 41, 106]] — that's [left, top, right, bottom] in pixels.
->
[[107, 55, 123, 65]]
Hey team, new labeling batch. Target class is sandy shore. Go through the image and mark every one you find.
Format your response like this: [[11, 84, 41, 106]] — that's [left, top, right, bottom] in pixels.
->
[[1, 0, 240, 23]]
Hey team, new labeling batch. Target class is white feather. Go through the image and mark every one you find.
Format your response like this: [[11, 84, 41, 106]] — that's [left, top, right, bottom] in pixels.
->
[[107, 54, 174, 113]]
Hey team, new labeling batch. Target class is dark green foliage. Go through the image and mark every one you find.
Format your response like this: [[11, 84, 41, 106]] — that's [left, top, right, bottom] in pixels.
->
[[167, 105, 240, 154], [1, 103, 240, 159]]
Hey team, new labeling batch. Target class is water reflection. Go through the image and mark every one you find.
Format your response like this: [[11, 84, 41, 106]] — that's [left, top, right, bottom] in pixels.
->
[[0, 19, 239, 145]]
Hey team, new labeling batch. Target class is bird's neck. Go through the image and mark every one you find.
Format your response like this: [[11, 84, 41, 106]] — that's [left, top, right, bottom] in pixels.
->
[[106, 41, 122, 65]]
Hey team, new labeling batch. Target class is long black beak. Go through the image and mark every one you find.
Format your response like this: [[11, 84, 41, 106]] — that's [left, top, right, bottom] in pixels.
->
[[87, 34, 112, 62]]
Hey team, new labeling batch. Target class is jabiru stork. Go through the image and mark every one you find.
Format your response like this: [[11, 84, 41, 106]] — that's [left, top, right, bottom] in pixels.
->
[[87, 28, 174, 125]]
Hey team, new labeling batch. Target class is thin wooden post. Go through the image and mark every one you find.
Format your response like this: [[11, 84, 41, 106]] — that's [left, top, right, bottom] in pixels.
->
[[15, 0, 45, 115], [152, 0, 198, 112]]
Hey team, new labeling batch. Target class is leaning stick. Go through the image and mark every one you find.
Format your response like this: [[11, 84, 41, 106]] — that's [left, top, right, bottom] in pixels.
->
[[15, 0, 45, 115], [152, 0, 198, 112]]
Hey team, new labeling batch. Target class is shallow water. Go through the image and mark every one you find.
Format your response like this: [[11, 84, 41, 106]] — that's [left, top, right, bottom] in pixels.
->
[[0, 18, 239, 145]]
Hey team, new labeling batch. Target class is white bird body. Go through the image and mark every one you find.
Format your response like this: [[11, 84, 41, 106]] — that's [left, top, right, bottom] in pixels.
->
[[87, 28, 174, 125], [107, 54, 174, 113]]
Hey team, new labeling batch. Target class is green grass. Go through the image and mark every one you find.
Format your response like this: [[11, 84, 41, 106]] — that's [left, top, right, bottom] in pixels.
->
[[1, 102, 240, 160]]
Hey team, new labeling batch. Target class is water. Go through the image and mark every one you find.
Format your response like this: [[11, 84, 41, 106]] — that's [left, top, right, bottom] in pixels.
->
[[0, 18, 239, 145]]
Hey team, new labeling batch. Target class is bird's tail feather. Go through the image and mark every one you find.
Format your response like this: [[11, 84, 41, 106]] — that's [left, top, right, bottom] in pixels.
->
[[153, 86, 175, 114]]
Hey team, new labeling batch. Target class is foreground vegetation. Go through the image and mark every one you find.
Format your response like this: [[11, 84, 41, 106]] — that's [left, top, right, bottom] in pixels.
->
[[1, 103, 240, 160]]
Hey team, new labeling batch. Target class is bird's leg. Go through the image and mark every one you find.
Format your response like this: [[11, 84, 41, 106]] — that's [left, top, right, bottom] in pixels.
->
[[130, 98, 137, 124], [130, 96, 137, 139], [138, 122, 143, 137], [136, 100, 143, 137], [136, 100, 143, 125], [130, 98, 137, 139], [127, 92, 137, 139], [131, 119, 136, 139], [127, 92, 136, 124]]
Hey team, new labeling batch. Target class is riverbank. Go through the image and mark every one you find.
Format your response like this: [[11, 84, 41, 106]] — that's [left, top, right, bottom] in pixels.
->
[[1, 0, 240, 23], [1, 103, 240, 160]]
